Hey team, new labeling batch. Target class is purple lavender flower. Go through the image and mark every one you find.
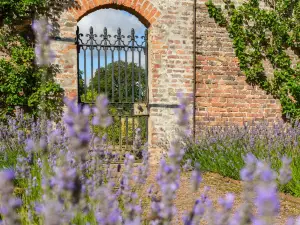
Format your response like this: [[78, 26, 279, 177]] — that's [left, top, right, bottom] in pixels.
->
[[92, 95, 112, 128], [279, 156, 292, 185], [168, 140, 185, 165], [0, 170, 21, 224], [183, 190, 207, 225], [240, 153, 257, 181], [219, 193, 235, 210], [25, 138, 35, 152], [32, 19, 54, 66], [151, 159, 180, 223], [52, 166, 77, 192], [94, 182, 122, 225], [255, 184, 280, 215], [176, 92, 190, 128], [136, 149, 149, 184], [63, 98, 91, 157], [133, 128, 142, 153], [252, 162, 280, 225], [191, 163, 202, 192], [39, 200, 73, 225]]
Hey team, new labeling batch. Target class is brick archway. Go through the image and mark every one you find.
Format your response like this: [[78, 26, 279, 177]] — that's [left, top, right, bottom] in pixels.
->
[[69, 0, 161, 27], [54, 0, 174, 153]]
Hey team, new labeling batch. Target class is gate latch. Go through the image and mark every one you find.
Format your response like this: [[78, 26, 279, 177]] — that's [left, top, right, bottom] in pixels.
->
[[133, 103, 148, 116]]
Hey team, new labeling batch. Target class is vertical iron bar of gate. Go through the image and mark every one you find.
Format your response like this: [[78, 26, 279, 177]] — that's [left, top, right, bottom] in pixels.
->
[[125, 116, 128, 151], [104, 28, 108, 94], [84, 48, 87, 101], [112, 116, 115, 152], [131, 29, 135, 103], [90, 27, 94, 101], [145, 29, 148, 103], [145, 29, 149, 140], [112, 50, 115, 102], [118, 28, 121, 102], [132, 116, 135, 148], [97, 47, 100, 94], [119, 113, 122, 154], [138, 50, 141, 102], [76, 26, 81, 103], [125, 51, 128, 102]]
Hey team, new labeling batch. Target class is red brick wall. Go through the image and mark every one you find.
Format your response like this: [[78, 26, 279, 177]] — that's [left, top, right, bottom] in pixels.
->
[[194, 1, 282, 134]]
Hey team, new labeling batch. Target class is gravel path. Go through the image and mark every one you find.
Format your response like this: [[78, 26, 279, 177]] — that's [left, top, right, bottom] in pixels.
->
[[140, 165, 300, 224]]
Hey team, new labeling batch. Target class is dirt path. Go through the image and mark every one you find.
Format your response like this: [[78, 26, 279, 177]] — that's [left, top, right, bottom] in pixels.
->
[[141, 165, 300, 224]]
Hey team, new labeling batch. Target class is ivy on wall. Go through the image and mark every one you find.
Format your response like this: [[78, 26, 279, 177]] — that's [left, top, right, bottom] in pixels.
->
[[206, 0, 300, 120]]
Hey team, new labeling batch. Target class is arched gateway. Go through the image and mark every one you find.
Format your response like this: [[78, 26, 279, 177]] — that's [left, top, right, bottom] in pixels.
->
[[52, 0, 192, 161]]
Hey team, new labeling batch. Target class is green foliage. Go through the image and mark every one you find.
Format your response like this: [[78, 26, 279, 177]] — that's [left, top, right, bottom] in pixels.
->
[[0, 1, 65, 118], [80, 61, 147, 103], [206, 0, 300, 120], [0, 0, 45, 25], [0, 33, 64, 118]]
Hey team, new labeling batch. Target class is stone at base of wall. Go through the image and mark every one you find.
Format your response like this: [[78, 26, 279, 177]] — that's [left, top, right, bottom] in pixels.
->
[[148, 147, 164, 165]]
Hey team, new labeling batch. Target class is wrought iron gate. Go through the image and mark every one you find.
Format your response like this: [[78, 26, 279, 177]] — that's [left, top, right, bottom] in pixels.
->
[[75, 26, 148, 159]]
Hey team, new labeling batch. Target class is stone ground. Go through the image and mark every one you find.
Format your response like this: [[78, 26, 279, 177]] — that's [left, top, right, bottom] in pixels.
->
[[138, 165, 300, 224]]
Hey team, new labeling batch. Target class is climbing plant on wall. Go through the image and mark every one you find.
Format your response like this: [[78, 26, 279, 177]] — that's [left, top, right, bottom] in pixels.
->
[[206, 0, 300, 120]]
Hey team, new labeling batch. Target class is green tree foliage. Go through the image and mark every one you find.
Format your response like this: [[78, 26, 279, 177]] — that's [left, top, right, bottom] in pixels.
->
[[81, 61, 147, 103], [206, 0, 300, 120], [0, 0, 43, 25], [0, 0, 77, 118], [0, 28, 64, 118]]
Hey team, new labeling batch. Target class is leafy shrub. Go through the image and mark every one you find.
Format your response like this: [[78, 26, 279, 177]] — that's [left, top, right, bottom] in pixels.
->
[[0, 0, 79, 118]]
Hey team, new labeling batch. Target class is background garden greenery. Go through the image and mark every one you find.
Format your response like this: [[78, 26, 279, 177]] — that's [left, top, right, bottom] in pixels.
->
[[0, 0, 79, 118], [79, 61, 148, 149], [80, 61, 146, 103], [206, 0, 300, 120]]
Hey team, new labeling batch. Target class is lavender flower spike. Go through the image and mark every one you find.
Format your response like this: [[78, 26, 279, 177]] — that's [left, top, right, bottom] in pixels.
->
[[191, 163, 202, 192], [254, 162, 280, 225], [63, 98, 91, 155], [92, 95, 112, 128], [0, 170, 21, 225], [176, 92, 190, 128], [32, 19, 54, 66], [279, 156, 292, 185]]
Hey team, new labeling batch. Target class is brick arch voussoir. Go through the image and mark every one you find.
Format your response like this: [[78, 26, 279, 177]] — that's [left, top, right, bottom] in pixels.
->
[[69, 0, 161, 27]]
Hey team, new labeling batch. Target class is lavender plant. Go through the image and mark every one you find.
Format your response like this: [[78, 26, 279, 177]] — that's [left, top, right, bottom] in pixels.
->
[[184, 120, 300, 196], [0, 89, 300, 225]]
